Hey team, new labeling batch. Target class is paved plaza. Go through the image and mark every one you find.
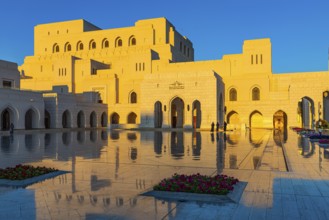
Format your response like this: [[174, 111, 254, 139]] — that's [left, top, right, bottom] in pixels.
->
[[0, 128, 328, 219]]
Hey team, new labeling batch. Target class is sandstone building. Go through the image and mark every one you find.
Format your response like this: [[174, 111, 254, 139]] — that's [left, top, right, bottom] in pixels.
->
[[19, 18, 329, 130]]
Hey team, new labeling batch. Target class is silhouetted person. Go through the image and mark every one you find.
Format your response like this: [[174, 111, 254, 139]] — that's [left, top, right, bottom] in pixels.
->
[[223, 121, 227, 132], [10, 123, 14, 134], [211, 122, 215, 132], [216, 122, 219, 132]]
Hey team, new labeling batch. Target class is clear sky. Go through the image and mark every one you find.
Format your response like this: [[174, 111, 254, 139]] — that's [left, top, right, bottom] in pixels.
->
[[1, 0, 329, 73]]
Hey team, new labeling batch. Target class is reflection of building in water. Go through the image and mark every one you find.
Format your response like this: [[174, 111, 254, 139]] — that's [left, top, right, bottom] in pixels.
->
[[229, 154, 238, 169], [129, 147, 138, 161], [170, 132, 184, 159], [192, 132, 201, 159], [226, 131, 240, 145], [249, 129, 265, 148], [216, 132, 225, 173], [154, 131, 163, 156], [297, 135, 315, 157]]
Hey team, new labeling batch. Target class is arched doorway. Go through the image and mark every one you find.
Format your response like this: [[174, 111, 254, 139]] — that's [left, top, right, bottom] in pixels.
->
[[90, 111, 97, 128], [298, 96, 314, 129], [62, 110, 71, 128], [25, 109, 37, 130], [154, 101, 163, 128], [45, 110, 51, 129], [111, 112, 120, 124], [273, 110, 287, 130], [1, 108, 13, 130], [127, 112, 137, 124], [227, 111, 240, 130], [192, 100, 201, 129], [101, 112, 107, 127], [77, 111, 85, 128], [171, 97, 184, 128], [250, 110, 263, 128]]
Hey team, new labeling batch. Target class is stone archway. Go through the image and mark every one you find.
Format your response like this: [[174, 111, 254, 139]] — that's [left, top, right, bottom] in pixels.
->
[[298, 96, 315, 129], [101, 112, 107, 127], [250, 110, 263, 128], [171, 97, 184, 128], [227, 111, 240, 129], [273, 110, 287, 130], [62, 110, 71, 128], [127, 112, 137, 124], [77, 111, 85, 128], [90, 111, 97, 128], [25, 108, 37, 129], [111, 112, 120, 124], [192, 100, 201, 129], [1, 108, 13, 130], [154, 101, 163, 128]]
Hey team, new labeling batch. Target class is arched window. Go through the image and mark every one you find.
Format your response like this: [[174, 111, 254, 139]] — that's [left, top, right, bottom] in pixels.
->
[[129, 36, 136, 46], [77, 41, 84, 51], [102, 38, 109, 48], [130, 92, 137, 103], [229, 88, 237, 101], [65, 42, 71, 52], [53, 44, 59, 53], [89, 40, 96, 49], [115, 37, 122, 47], [252, 87, 260, 101]]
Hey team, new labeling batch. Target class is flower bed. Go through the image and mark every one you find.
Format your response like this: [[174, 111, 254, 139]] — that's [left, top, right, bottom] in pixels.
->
[[0, 164, 58, 180], [153, 173, 239, 195]]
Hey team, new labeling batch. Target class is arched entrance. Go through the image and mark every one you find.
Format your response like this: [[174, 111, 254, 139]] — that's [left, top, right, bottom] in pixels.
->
[[101, 112, 107, 127], [192, 100, 201, 129], [111, 112, 120, 124], [77, 111, 85, 128], [90, 111, 97, 128], [298, 96, 314, 129], [250, 110, 263, 128], [171, 97, 184, 128], [62, 110, 71, 128], [127, 112, 137, 124], [45, 110, 51, 129], [227, 111, 240, 130], [1, 108, 13, 130], [273, 110, 287, 130], [154, 101, 163, 128], [25, 109, 37, 130]]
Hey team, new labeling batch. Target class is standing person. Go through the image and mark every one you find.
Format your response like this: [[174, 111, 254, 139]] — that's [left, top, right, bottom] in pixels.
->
[[224, 121, 227, 132], [211, 122, 215, 132], [216, 122, 219, 132]]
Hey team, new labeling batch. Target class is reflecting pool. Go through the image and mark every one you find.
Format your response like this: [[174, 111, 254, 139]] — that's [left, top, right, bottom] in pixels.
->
[[0, 129, 287, 171], [0, 129, 288, 219]]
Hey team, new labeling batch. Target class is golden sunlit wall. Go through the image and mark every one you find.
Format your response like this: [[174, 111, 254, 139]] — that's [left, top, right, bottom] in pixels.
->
[[19, 18, 329, 129]]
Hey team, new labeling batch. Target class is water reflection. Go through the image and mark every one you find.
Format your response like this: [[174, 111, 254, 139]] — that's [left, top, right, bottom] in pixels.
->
[[0, 130, 108, 168], [170, 132, 184, 159], [154, 131, 162, 157]]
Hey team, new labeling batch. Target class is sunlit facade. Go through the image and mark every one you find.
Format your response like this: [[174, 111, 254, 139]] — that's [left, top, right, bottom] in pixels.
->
[[0, 60, 107, 130], [19, 18, 329, 130]]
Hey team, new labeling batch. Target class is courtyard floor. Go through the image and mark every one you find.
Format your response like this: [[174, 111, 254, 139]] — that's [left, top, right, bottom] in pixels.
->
[[0, 128, 328, 219]]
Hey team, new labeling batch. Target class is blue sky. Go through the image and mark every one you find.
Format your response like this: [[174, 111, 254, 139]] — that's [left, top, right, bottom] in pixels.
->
[[1, 0, 329, 73]]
